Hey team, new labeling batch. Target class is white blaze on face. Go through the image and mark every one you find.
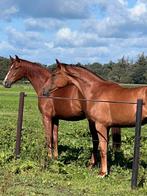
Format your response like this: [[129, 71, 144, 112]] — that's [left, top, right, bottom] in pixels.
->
[[3, 64, 14, 83]]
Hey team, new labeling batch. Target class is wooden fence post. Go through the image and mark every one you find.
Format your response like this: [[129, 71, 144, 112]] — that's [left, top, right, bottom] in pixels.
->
[[15, 92, 26, 159], [131, 99, 143, 189]]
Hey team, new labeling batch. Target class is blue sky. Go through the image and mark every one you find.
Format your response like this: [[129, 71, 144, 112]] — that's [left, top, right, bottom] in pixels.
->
[[0, 0, 147, 65]]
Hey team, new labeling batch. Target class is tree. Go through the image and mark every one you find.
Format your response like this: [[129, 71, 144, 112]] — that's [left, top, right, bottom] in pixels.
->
[[131, 53, 147, 84], [0, 57, 10, 81], [86, 62, 103, 76], [106, 57, 132, 83]]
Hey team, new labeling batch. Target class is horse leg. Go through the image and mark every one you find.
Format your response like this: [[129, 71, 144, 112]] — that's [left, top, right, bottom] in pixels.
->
[[88, 120, 98, 169], [42, 115, 53, 159], [111, 127, 121, 151], [96, 123, 108, 177], [52, 118, 59, 160]]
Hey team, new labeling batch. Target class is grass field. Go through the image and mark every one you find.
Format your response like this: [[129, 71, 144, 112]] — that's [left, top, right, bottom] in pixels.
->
[[0, 84, 147, 195]]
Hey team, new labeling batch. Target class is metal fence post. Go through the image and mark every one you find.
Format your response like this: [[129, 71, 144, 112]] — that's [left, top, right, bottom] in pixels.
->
[[131, 99, 143, 189], [15, 92, 26, 159]]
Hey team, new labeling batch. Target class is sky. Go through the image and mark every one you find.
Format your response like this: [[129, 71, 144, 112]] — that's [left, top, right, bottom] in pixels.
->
[[0, 0, 147, 65]]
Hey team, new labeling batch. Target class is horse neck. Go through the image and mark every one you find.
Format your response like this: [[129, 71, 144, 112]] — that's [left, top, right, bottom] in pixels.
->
[[24, 62, 50, 95], [67, 67, 105, 98]]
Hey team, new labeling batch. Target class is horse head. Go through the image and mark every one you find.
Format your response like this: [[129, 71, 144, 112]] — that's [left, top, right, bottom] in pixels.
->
[[3, 55, 25, 88], [43, 59, 84, 96], [42, 59, 68, 95]]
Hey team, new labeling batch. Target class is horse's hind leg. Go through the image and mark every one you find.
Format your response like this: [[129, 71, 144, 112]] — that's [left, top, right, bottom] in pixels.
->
[[53, 118, 59, 160], [96, 123, 108, 177], [111, 127, 121, 151], [42, 115, 53, 159], [88, 120, 98, 168]]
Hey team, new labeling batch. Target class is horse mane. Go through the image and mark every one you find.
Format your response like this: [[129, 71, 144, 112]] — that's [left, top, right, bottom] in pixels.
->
[[59, 62, 107, 82], [57, 62, 121, 87], [20, 58, 49, 71], [16, 58, 52, 80]]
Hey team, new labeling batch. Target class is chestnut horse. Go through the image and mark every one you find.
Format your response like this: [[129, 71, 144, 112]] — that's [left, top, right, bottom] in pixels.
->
[[44, 60, 147, 177], [3, 56, 121, 167]]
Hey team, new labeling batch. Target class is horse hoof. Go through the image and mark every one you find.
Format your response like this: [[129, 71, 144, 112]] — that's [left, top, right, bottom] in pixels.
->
[[54, 155, 58, 160], [98, 172, 108, 178], [48, 153, 52, 160]]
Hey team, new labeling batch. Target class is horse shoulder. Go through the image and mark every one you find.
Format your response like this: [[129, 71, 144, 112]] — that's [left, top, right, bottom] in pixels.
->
[[38, 97, 55, 117]]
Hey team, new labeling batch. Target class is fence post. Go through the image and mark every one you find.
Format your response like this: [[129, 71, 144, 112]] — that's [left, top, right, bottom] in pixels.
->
[[131, 99, 143, 189], [15, 92, 26, 159]]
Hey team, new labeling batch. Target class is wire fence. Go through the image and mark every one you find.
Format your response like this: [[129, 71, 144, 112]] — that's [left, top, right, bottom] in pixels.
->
[[0, 92, 140, 105]]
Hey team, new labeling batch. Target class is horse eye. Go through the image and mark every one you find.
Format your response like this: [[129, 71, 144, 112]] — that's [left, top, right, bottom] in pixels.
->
[[52, 73, 57, 77], [14, 66, 20, 70]]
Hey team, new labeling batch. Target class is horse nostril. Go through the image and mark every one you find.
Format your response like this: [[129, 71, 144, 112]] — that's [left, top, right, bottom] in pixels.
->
[[42, 88, 49, 96], [3, 80, 11, 88]]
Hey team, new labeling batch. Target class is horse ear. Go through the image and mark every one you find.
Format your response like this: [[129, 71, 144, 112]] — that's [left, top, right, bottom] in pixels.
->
[[15, 55, 20, 62], [56, 59, 60, 65], [56, 59, 66, 72], [10, 56, 14, 62], [56, 59, 62, 69]]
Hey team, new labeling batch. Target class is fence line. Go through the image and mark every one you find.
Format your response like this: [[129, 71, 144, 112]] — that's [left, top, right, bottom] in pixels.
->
[[0, 93, 139, 105]]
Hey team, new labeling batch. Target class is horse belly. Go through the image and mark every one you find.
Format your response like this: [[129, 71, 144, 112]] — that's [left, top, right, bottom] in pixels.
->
[[89, 103, 137, 127], [109, 104, 136, 126], [53, 100, 85, 121]]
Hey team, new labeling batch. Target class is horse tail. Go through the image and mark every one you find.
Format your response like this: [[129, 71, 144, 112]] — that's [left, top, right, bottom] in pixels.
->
[[111, 127, 121, 151]]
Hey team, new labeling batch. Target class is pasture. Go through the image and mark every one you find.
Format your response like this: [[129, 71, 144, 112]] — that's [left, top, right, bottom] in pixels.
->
[[0, 84, 147, 195]]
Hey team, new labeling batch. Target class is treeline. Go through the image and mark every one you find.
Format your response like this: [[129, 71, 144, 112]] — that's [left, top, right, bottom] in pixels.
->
[[0, 57, 10, 82], [86, 53, 147, 84], [0, 53, 147, 84]]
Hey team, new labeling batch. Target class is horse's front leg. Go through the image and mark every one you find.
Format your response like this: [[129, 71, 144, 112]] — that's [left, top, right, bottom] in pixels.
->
[[42, 115, 53, 159], [52, 118, 59, 160], [96, 123, 108, 177], [88, 120, 98, 168]]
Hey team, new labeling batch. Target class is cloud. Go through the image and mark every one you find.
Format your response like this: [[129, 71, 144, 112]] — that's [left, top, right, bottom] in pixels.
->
[[0, 0, 18, 21], [0, 0, 92, 20], [0, 40, 14, 50], [43, 45, 110, 64], [1, 0, 147, 65], [129, 1, 147, 18], [118, 0, 128, 6], [6, 27, 44, 50], [81, 0, 147, 39], [0, 0, 111, 21], [131, 3, 146, 17], [24, 18, 64, 31], [53, 27, 108, 48], [0, 40, 18, 58], [121, 36, 147, 49]]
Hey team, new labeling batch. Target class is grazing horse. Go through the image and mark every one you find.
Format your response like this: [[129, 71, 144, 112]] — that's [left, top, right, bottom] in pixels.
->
[[2, 56, 121, 167], [44, 59, 147, 177]]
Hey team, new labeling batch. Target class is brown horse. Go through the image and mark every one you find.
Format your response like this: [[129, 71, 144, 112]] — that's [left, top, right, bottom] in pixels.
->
[[44, 59, 147, 177], [3, 56, 121, 167]]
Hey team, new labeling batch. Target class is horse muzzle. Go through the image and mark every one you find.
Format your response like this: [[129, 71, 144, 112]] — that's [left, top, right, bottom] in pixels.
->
[[2, 80, 12, 88], [42, 88, 50, 96], [42, 87, 58, 96]]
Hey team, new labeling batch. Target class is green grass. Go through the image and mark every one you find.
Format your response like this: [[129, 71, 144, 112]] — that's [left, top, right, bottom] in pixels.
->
[[0, 84, 147, 195]]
